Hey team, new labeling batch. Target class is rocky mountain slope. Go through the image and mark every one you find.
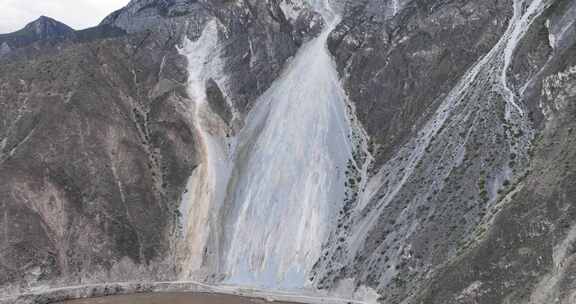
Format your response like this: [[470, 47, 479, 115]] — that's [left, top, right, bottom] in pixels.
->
[[1, 0, 575, 303], [0, 0, 320, 294], [312, 1, 576, 303]]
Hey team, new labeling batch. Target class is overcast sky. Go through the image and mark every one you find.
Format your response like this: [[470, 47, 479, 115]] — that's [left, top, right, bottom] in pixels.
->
[[0, 0, 129, 33]]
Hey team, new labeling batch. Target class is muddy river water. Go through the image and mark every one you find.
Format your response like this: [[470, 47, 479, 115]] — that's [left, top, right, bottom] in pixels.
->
[[57, 293, 295, 304]]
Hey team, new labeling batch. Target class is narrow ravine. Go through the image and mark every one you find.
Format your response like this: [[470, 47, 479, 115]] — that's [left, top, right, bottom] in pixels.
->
[[177, 20, 233, 279]]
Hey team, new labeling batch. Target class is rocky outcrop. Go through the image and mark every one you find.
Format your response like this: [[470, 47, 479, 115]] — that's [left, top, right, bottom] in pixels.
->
[[0, 42, 10, 57]]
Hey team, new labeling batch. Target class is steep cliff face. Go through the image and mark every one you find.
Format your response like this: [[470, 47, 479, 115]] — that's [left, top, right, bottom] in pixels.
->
[[1, 0, 576, 303]]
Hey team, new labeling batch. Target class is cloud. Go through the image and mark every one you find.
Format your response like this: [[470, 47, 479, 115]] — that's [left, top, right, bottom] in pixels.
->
[[0, 0, 129, 33]]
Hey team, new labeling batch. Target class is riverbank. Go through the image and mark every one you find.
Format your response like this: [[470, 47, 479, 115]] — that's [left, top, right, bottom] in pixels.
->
[[0, 281, 367, 304]]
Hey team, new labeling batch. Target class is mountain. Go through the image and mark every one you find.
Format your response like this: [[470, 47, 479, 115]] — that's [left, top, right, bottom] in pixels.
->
[[20, 16, 75, 39], [0, 0, 322, 298], [0, 16, 75, 49], [0, 16, 126, 59], [1, 0, 576, 303]]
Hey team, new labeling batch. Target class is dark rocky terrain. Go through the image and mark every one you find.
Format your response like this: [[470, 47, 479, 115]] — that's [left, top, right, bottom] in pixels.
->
[[1, 0, 575, 303]]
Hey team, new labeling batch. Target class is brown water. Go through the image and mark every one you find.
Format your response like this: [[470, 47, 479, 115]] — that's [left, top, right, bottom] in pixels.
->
[[57, 293, 294, 304]]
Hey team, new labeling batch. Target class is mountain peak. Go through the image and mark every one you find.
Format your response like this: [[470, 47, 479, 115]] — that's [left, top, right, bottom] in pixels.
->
[[0, 15, 76, 56], [22, 15, 75, 39]]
